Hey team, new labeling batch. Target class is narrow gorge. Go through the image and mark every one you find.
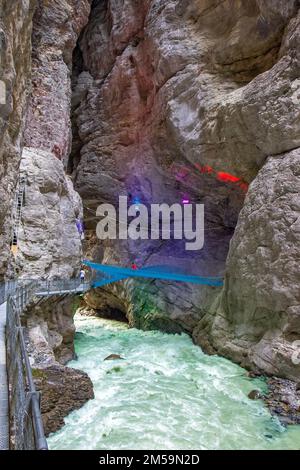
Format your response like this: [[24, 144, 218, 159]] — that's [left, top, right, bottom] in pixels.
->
[[0, 0, 300, 451]]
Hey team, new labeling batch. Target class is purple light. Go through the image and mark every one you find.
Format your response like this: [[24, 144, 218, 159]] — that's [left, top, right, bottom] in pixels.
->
[[182, 198, 190, 205]]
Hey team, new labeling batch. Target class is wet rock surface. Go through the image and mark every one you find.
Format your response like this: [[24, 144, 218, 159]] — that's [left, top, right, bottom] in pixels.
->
[[264, 377, 300, 426], [0, 0, 36, 279], [70, 0, 300, 382], [33, 365, 94, 436], [248, 390, 262, 401], [194, 148, 300, 381], [104, 354, 124, 361]]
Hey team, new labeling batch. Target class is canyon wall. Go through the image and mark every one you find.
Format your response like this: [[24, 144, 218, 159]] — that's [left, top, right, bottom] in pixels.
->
[[0, 0, 36, 280], [72, 0, 247, 333], [20, 0, 93, 435], [17, 147, 83, 279], [191, 2, 300, 381], [0, 1, 93, 434], [24, 0, 91, 165], [72, 0, 300, 380]]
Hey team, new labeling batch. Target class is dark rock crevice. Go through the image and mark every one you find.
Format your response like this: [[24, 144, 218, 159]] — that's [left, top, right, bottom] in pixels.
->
[[68, 1, 300, 387]]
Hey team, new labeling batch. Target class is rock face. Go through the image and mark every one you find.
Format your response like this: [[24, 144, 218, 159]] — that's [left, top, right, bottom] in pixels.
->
[[264, 377, 300, 425], [71, 0, 300, 380], [24, 0, 91, 165], [33, 365, 94, 436], [17, 147, 83, 279], [72, 0, 248, 333], [0, 0, 36, 280], [25, 293, 80, 366], [194, 148, 300, 381]]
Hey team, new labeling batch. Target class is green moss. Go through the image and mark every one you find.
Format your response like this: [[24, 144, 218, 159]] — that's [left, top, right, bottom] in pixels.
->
[[32, 368, 47, 379], [131, 285, 183, 334], [106, 366, 122, 374]]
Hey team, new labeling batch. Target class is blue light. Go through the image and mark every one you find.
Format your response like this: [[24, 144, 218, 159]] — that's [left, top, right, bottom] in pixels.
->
[[132, 196, 141, 205]]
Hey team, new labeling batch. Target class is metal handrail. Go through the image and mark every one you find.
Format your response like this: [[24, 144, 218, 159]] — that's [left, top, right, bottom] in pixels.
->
[[6, 283, 48, 450], [0, 279, 90, 301], [2, 278, 90, 450], [10, 176, 26, 247], [35, 279, 90, 296]]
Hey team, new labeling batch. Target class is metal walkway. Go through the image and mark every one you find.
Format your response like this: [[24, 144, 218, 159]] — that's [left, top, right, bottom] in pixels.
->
[[0, 279, 90, 450], [10, 176, 26, 257], [0, 302, 9, 450]]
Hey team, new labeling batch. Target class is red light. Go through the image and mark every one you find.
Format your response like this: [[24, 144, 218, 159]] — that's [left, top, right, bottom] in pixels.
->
[[174, 163, 249, 194], [217, 172, 240, 183], [194, 163, 214, 174], [239, 182, 249, 192]]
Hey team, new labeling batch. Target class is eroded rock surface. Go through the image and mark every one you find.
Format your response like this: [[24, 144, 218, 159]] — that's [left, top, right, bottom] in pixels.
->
[[194, 148, 300, 381], [24, 0, 91, 165], [0, 0, 36, 279], [71, 0, 300, 381], [17, 147, 83, 279], [264, 376, 300, 425], [25, 295, 80, 366], [16, 146, 89, 432], [13, 1, 92, 433], [33, 365, 94, 436]]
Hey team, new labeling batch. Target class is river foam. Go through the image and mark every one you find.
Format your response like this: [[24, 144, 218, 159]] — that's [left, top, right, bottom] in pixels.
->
[[48, 315, 300, 450]]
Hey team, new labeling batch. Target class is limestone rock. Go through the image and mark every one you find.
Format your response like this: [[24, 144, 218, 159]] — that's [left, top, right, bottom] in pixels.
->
[[24, 0, 91, 165], [33, 365, 94, 436], [25, 295, 80, 366], [0, 1, 93, 436], [72, 0, 300, 381], [194, 149, 300, 381], [0, 0, 36, 279], [16, 147, 83, 278], [72, 0, 248, 333], [104, 354, 124, 361]]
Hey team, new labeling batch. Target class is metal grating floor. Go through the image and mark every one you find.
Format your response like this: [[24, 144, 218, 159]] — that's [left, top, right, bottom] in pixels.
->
[[0, 303, 9, 450]]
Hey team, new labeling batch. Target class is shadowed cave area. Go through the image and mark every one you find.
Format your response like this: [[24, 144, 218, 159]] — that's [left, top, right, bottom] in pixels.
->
[[66, 0, 256, 330], [63, 0, 300, 383]]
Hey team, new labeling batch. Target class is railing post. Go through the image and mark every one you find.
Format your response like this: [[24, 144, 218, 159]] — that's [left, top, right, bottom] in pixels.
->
[[6, 282, 48, 450]]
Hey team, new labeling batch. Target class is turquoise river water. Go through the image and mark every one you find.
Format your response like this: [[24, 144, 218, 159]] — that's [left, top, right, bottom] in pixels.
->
[[48, 315, 300, 450]]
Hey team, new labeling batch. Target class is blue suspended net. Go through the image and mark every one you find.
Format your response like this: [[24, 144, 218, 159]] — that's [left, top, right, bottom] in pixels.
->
[[83, 261, 224, 288]]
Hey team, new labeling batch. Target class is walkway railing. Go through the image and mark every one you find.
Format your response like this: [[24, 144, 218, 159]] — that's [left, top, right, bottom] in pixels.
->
[[0, 281, 17, 305], [6, 282, 48, 450], [35, 279, 90, 296], [11, 176, 26, 249], [2, 278, 90, 450]]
